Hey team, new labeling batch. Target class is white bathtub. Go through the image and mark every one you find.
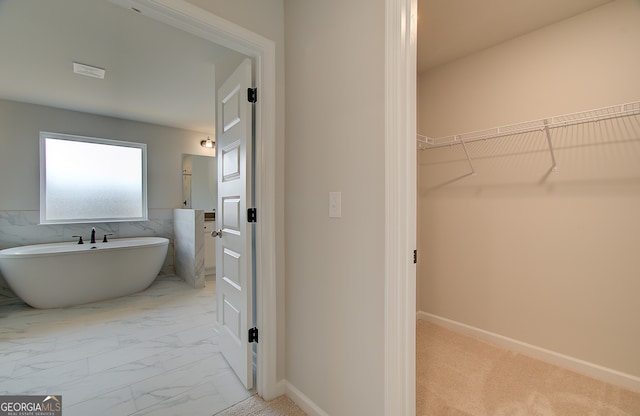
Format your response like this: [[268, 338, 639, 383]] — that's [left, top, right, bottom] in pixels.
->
[[0, 237, 169, 308]]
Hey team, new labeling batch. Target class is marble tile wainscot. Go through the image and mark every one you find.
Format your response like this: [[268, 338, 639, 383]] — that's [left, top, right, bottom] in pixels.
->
[[173, 209, 206, 289]]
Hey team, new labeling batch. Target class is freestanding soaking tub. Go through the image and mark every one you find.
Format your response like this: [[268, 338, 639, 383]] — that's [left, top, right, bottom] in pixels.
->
[[0, 237, 169, 308]]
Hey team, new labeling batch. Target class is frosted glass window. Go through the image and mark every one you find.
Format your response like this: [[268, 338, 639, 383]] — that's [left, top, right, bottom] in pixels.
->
[[39, 132, 147, 224]]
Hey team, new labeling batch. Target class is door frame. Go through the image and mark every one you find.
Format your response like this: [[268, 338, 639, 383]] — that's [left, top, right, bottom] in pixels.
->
[[120, 0, 280, 400], [385, 0, 417, 415], [126, 0, 418, 412]]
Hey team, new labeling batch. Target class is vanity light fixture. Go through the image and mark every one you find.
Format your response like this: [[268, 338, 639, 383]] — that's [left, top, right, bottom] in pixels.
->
[[200, 136, 214, 149]]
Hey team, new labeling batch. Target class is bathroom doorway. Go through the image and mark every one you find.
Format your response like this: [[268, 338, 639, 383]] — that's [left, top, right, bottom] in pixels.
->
[[137, 1, 280, 399], [0, 0, 279, 402]]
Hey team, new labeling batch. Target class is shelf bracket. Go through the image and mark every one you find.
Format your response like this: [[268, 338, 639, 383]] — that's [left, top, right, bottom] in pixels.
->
[[543, 120, 558, 172], [458, 136, 477, 176]]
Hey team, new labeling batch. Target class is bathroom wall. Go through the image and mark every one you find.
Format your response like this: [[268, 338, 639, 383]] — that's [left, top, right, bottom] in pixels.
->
[[0, 99, 217, 296], [417, 0, 640, 381]]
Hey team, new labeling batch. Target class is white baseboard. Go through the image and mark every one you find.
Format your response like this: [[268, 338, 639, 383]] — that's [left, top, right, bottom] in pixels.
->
[[417, 311, 640, 393], [284, 381, 329, 416]]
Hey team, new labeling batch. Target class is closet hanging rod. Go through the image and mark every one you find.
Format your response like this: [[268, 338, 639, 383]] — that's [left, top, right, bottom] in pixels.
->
[[417, 100, 640, 149]]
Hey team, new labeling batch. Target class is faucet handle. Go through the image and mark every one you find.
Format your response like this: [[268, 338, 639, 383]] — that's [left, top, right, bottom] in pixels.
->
[[72, 235, 84, 244], [102, 233, 114, 243]]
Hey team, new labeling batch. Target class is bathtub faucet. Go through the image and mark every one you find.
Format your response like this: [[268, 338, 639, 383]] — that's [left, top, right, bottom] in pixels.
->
[[90, 227, 96, 244]]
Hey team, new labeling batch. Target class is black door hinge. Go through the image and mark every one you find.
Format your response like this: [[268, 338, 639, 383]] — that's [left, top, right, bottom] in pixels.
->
[[248, 327, 259, 343], [413, 249, 417, 264], [248, 88, 257, 103], [247, 208, 257, 223]]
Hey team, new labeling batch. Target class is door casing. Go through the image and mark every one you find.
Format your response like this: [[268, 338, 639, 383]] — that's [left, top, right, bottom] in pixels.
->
[[122, 0, 280, 400], [125, 0, 418, 413]]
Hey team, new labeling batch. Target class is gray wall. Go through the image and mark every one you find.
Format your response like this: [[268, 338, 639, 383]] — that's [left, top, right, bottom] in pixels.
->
[[285, 1, 386, 414], [0, 99, 216, 295]]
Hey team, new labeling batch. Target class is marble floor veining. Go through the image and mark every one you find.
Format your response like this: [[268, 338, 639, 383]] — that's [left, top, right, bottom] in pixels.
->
[[0, 276, 252, 416]]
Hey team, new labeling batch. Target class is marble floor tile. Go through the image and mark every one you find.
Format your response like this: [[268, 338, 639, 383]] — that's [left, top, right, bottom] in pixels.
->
[[64, 386, 137, 416], [129, 353, 231, 410], [130, 370, 252, 416], [0, 277, 250, 416]]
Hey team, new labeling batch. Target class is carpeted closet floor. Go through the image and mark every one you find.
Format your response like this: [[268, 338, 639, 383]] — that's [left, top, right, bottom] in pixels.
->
[[215, 394, 306, 415], [417, 320, 640, 416], [218, 321, 640, 415]]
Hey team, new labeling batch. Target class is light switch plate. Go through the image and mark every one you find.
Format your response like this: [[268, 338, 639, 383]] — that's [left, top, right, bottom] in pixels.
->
[[329, 192, 341, 218]]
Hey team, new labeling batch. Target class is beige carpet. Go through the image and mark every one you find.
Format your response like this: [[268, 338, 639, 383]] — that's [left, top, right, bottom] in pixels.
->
[[417, 320, 640, 416], [215, 394, 307, 416], [216, 322, 639, 415]]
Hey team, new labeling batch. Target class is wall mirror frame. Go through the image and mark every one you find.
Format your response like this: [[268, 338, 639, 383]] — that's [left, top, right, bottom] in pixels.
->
[[182, 153, 217, 212]]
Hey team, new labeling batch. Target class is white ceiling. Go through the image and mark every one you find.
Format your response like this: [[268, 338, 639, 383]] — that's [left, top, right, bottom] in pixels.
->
[[0, 0, 618, 130], [418, 0, 615, 73], [0, 0, 243, 134]]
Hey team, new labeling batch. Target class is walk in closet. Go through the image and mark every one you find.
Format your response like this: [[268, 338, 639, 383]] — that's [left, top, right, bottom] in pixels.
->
[[415, 0, 640, 392]]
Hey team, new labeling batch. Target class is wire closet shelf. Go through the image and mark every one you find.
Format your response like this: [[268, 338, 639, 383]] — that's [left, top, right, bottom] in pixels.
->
[[417, 101, 640, 150]]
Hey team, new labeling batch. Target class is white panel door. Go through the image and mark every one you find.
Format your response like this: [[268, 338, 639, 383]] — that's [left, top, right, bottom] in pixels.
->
[[216, 58, 254, 389]]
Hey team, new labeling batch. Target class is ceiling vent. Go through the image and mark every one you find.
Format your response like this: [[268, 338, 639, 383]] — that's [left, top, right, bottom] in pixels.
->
[[73, 62, 106, 79]]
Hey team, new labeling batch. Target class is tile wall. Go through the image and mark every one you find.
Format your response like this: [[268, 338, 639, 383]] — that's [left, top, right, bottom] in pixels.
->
[[173, 209, 205, 289]]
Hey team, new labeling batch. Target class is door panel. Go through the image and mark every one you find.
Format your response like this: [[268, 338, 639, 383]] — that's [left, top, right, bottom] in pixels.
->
[[221, 142, 240, 180], [222, 247, 241, 289], [216, 58, 254, 389], [222, 197, 241, 233]]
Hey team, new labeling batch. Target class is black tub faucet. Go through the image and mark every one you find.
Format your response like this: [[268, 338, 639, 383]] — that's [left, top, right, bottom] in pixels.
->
[[90, 227, 96, 244]]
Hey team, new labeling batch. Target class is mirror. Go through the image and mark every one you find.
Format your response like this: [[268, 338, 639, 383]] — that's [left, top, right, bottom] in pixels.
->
[[182, 154, 217, 211]]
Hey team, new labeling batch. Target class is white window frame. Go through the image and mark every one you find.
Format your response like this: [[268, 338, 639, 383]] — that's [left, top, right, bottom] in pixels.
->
[[39, 131, 148, 224]]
